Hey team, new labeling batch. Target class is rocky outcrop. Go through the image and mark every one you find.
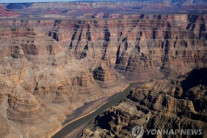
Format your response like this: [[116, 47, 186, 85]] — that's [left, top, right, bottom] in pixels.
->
[[2, 1, 207, 19], [0, 86, 62, 138], [7, 92, 45, 123], [0, 5, 19, 17], [81, 69, 207, 138], [72, 71, 99, 95], [52, 91, 65, 103], [93, 64, 118, 88], [0, 7, 206, 138]]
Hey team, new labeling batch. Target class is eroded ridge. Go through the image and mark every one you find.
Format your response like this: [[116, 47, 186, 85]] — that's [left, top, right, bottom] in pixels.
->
[[81, 69, 207, 138]]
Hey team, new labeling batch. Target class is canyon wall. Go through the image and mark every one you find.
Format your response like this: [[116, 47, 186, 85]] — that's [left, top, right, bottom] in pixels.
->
[[1, 1, 206, 19], [0, 14, 206, 137], [82, 68, 207, 138]]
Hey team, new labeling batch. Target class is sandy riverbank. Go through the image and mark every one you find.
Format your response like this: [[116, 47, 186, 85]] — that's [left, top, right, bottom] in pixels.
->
[[47, 97, 110, 138], [49, 83, 130, 138]]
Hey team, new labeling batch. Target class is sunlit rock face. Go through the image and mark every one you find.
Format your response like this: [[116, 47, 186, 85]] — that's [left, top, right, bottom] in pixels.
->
[[0, 13, 206, 137], [7, 92, 44, 123], [2, 1, 207, 19], [93, 63, 119, 88]]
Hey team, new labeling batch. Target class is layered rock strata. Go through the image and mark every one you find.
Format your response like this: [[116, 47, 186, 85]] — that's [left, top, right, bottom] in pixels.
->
[[81, 69, 207, 138], [1, 1, 207, 19], [7, 92, 44, 123], [0, 13, 206, 137], [72, 71, 99, 95], [94, 64, 119, 88]]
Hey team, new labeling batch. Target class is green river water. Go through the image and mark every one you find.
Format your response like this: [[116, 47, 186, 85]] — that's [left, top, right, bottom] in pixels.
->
[[52, 83, 138, 138]]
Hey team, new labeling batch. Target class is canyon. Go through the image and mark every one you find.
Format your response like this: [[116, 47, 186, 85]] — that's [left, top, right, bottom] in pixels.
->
[[0, 1, 206, 138], [81, 68, 207, 138], [1, 0, 207, 19]]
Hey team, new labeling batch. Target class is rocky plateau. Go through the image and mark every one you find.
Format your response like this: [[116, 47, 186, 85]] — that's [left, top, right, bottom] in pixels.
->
[[0, 1, 206, 138]]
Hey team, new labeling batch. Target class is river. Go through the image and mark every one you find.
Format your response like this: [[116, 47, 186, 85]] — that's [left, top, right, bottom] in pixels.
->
[[52, 82, 138, 138]]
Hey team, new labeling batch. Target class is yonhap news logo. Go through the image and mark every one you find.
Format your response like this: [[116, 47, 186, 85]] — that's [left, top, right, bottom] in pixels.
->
[[132, 124, 203, 138], [132, 124, 144, 138]]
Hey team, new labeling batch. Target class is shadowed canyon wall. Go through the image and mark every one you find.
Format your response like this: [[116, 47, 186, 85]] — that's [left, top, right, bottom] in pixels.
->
[[0, 14, 206, 137], [81, 69, 207, 138]]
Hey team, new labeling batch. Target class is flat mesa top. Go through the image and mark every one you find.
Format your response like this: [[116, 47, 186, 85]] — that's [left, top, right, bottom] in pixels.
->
[[0, 1, 206, 19]]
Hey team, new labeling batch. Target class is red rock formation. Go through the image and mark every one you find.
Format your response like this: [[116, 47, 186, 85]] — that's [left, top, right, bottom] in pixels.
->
[[93, 63, 118, 88], [7, 92, 44, 123], [72, 71, 100, 95], [0, 5, 19, 17], [0, 13, 206, 138], [2, 1, 207, 19]]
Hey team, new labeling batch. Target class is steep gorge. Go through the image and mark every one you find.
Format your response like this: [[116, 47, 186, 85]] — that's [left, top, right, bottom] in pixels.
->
[[0, 14, 206, 137], [82, 68, 207, 138]]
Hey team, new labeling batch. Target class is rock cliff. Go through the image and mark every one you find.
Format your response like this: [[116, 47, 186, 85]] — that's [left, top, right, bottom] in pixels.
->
[[1, 1, 207, 19], [81, 68, 207, 138], [0, 12, 206, 137]]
